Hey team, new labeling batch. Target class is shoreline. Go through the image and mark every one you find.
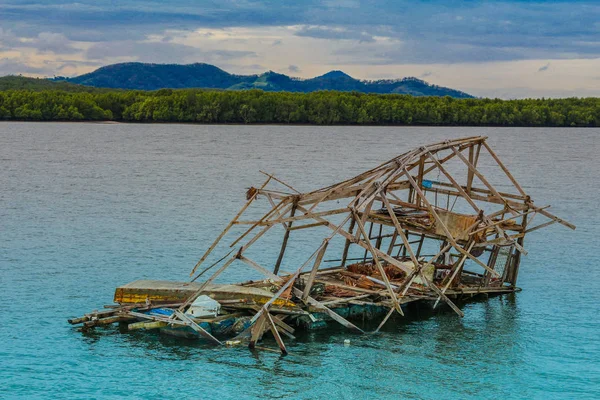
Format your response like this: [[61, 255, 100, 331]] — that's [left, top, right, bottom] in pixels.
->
[[0, 120, 597, 128]]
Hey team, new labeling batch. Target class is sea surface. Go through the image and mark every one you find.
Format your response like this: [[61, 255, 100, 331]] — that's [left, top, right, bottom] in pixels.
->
[[1, 122, 598, 399]]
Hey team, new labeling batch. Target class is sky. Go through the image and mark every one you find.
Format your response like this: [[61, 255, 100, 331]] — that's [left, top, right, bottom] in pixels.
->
[[1, 0, 599, 98]]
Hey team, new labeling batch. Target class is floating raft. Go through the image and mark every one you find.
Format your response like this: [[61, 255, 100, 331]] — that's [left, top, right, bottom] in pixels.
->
[[69, 136, 574, 355]]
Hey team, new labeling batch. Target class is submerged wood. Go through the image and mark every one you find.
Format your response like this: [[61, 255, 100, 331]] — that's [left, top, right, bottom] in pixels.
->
[[70, 136, 575, 355]]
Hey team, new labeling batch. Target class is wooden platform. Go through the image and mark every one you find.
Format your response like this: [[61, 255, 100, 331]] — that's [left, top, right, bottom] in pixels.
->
[[114, 280, 295, 307]]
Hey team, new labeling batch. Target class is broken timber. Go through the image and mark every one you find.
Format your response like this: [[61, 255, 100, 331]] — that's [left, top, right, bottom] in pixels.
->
[[69, 136, 574, 355]]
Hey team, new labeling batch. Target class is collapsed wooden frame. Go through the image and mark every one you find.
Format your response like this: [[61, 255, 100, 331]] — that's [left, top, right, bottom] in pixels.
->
[[129, 136, 576, 353]]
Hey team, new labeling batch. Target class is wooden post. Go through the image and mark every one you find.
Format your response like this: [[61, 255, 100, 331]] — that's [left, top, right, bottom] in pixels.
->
[[273, 200, 298, 274], [509, 214, 527, 286], [341, 217, 356, 267]]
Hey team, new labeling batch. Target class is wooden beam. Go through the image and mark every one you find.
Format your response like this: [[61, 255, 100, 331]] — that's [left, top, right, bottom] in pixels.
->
[[273, 201, 297, 274], [481, 141, 528, 197], [302, 240, 329, 301], [293, 288, 364, 333], [190, 176, 271, 275], [352, 209, 404, 316], [238, 255, 282, 281], [537, 208, 576, 230], [402, 168, 500, 277], [265, 312, 287, 355]]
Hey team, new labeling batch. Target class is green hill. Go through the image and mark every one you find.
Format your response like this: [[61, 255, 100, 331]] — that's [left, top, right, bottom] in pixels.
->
[[56, 62, 473, 98]]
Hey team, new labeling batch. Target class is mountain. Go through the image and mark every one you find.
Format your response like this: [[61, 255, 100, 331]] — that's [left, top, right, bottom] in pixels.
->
[[55, 62, 473, 98]]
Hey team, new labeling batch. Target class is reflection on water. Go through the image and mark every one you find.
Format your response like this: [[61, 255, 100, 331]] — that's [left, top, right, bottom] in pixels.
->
[[1, 123, 598, 399]]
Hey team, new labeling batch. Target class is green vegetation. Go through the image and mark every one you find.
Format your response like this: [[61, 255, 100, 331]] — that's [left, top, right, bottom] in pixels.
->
[[0, 88, 598, 126], [0, 76, 102, 92], [54, 62, 474, 98]]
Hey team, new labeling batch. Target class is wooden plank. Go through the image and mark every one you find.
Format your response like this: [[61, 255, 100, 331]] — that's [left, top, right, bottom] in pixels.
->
[[238, 255, 282, 281], [302, 240, 329, 301]]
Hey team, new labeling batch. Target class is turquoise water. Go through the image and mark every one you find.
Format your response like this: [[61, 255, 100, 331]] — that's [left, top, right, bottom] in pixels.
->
[[1, 123, 598, 399]]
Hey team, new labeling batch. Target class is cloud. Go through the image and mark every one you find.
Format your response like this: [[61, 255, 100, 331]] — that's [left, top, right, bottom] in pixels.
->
[[295, 25, 375, 43], [420, 71, 433, 78], [288, 64, 300, 73], [0, 58, 49, 75], [34, 33, 79, 54], [538, 62, 550, 72], [85, 40, 255, 64], [2, 1, 600, 64], [0, 29, 79, 54]]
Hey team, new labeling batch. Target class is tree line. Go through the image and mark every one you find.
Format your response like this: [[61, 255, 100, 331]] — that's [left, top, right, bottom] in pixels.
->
[[0, 88, 598, 126]]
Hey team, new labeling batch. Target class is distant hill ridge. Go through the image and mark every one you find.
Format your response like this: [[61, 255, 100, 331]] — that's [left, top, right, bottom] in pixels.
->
[[51, 62, 473, 98]]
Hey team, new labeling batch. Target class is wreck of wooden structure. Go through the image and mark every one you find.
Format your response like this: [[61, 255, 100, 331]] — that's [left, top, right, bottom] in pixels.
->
[[69, 136, 575, 354]]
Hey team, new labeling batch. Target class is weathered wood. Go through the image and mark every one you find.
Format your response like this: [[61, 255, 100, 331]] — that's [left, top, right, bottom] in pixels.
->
[[435, 241, 475, 308], [403, 168, 501, 278], [302, 240, 329, 301], [481, 140, 528, 197], [293, 288, 364, 333], [523, 220, 556, 234], [177, 255, 237, 313], [190, 176, 271, 276], [426, 151, 526, 255], [265, 312, 288, 355], [273, 201, 297, 274], [352, 209, 404, 316], [321, 294, 372, 306], [174, 310, 223, 345], [236, 207, 350, 226], [341, 216, 356, 267], [231, 201, 292, 248], [288, 221, 328, 231], [238, 255, 282, 281], [450, 146, 520, 217], [249, 314, 267, 349], [259, 170, 300, 194], [536, 208, 576, 230], [128, 320, 168, 331], [374, 307, 395, 333]]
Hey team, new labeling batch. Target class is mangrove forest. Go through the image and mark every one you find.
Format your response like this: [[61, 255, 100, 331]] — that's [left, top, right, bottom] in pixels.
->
[[0, 88, 598, 126]]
